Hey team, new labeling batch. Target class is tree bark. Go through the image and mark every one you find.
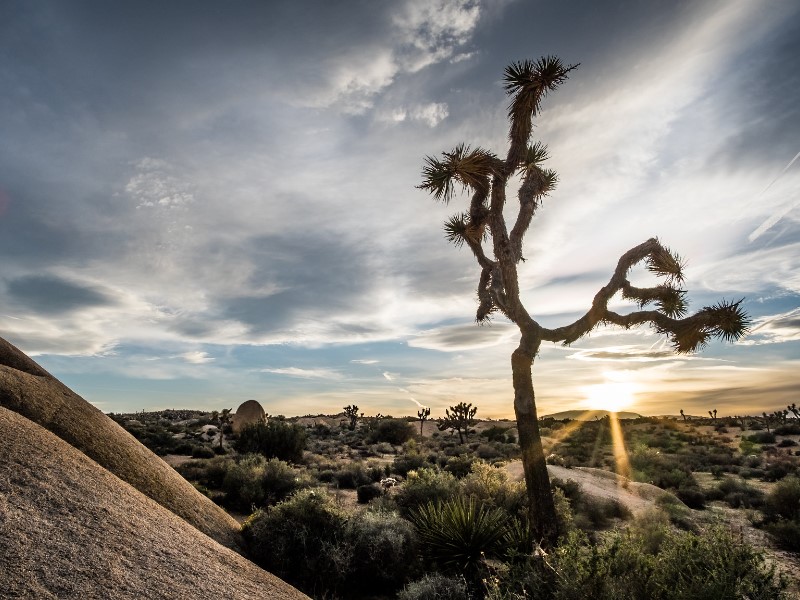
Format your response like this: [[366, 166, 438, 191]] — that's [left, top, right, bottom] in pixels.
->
[[511, 338, 559, 544]]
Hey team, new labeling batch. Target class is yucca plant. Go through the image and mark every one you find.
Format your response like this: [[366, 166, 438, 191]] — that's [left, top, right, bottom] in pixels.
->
[[409, 496, 508, 576]]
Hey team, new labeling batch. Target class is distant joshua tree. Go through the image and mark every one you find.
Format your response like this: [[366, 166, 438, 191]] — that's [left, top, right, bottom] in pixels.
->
[[417, 406, 431, 437], [679, 409, 686, 422], [218, 408, 232, 450], [343, 405, 361, 431], [418, 56, 750, 542], [788, 403, 799, 420], [761, 412, 772, 433], [437, 402, 477, 444], [709, 409, 717, 422]]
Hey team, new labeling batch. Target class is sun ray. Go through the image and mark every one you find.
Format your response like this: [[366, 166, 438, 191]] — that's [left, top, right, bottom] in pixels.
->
[[609, 412, 631, 481]]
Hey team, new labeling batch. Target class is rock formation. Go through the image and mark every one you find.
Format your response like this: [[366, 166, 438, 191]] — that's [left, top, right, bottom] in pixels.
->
[[232, 399, 267, 434], [0, 406, 307, 599]]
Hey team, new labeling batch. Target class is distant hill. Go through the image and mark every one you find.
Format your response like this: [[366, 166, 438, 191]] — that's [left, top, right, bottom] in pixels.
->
[[544, 409, 642, 421]]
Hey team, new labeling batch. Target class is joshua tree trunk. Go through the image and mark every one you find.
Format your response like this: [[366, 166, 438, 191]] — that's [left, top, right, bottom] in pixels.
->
[[512, 338, 558, 541]]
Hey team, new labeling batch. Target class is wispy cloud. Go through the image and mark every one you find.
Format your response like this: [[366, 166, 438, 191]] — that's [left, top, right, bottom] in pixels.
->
[[177, 351, 214, 364], [261, 367, 344, 380]]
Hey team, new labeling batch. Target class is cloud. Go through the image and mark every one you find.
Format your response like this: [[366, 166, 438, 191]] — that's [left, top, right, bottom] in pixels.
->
[[125, 158, 194, 209], [177, 351, 214, 364], [377, 102, 449, 127], [351, 359, 379, 364], [408, 322, 518, 352], [743, 307, 800, 345], [382, 371, 395, 381], [4, 274, 116, 315], [262, 367, 344, 380], [566, 346, 687, 362], [393, 0, 482, 72]]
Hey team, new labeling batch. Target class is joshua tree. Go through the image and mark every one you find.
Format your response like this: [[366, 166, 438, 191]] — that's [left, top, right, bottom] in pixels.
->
[[761, 412, 772, 433], [679, 409, 686, 422], [709, 409, 717, 422], [343, 404, 361, 431], [437, 401, 477, 444], [417, 406, 431, 437], [218, 408, 232, 450], [418, 56, 750, 542], [788, 403, 799, 420]]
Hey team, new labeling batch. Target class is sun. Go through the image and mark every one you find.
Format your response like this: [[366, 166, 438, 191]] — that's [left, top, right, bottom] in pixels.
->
[[584, 381, 635, 413]]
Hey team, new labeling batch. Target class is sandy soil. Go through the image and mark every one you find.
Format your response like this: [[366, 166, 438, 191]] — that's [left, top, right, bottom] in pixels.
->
[[504, 461, 671, 515]]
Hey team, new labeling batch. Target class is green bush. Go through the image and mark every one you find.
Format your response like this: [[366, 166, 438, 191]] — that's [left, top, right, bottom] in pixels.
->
[[370, 418, 415, 445], [396, 468, 459, 515], [223, 454, 268, 513], [462, 461, 526, 517], [399, 573, 471, 600], [243, 489, 350, 595], [748, 431, 776, 444], [764, 519, 800, 552], [539, 526, 788, 600], [444, 454, 477, 478], [357, 483, 382, 504], [409, 496, 508, 577], [234, 420, 307, 463], [393, 452, 429, 476], [191, 445, 215, 459], [345, 510, 419, 592], [262, 457, 309, 505], [763, 475, 800, 521]]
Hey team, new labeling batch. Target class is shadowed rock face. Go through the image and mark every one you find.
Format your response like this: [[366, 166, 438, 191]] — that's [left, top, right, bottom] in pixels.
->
[[0, 337, 241, 548], [0, 406, 308, 599]]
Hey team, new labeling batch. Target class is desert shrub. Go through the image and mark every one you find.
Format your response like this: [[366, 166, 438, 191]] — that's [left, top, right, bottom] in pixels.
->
[[655, 494, 695, 531], [748, 431, 776, 444], [393, 452, 428, 476], [223, 453, 268, 512], [712, 477, 764, 509], [177, 455, 233, 490], [675, 486, 706, 509], [462, 461, 527, 517], [481, 425, 512, 443], [234, 420, 307, 463], [357, 483, 382, 504], [221, 455, 306, 512], [444, 454, 477, 478], [262, 457, 309, 504], [774, 423, 800, 435], [475, 443, 503, 460], [345, 510, 419, 592], [410, 496, 508, 577], [191, 445, 215, 459], [370, 418, 415, 445], [398, 573, 471, 600], [777, 438, 797, 447], [243, 489, 350, 595], [546, 526, 787, 600], [331, 461, 373, 489], [396, 468, 459, 516], [763, 475, 800, 521], [764, 519, 800, 552]]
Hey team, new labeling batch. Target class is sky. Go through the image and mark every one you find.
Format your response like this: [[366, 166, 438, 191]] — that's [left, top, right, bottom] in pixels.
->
[[1, 0, 799, 419]]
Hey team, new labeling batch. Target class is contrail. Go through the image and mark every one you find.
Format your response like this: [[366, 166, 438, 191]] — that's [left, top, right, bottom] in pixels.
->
[[749, 150, 800, 242]]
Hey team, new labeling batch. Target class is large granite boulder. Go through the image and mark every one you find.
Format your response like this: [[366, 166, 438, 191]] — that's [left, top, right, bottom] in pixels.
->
[[0, 406, 308, 599], [0, 336, 241, 549]]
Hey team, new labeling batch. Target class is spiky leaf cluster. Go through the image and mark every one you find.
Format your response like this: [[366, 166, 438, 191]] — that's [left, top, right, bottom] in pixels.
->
[[666, 299, 750, 353], [645, 243, 685, 284], [418, 144, 498, 203], [504, 57, 578, 165]]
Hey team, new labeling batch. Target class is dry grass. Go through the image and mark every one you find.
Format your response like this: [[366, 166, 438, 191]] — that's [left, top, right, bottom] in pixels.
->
[[0, 336, 240, 549], [0, 406, 307, 599]]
